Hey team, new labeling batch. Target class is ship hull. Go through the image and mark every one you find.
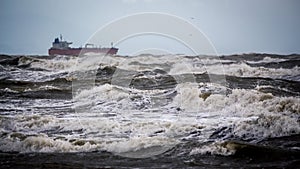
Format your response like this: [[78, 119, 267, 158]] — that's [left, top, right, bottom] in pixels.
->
[[48, 47, 118, 56]]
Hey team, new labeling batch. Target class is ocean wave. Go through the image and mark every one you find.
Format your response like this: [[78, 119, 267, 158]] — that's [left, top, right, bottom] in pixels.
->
[[0, 53, 299, 158]]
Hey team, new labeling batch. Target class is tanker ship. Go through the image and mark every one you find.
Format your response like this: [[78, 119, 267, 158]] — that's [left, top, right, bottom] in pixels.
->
[[48, 35, 118, 56]]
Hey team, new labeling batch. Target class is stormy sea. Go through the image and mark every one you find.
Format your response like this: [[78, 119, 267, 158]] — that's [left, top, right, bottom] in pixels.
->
[[0, 53, 299, 168]]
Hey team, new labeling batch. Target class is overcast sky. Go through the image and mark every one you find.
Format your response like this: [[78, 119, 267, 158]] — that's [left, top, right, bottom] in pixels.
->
[[0, 0, 299, 55]]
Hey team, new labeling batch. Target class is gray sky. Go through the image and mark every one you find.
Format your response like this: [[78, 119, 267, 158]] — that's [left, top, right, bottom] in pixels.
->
[[0, 0, 299, 55]]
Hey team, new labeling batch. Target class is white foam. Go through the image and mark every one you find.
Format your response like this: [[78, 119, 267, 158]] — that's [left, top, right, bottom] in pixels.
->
[[190, 142, 235, 156], [74, 83, 300, 143], [30, 55, 79, 71], [0, 135, 99, 153], [246, 56, 287, 64], [1, 79, 299, 154], [15, 54, 298, 83], [37, 85, 62, 91], [1, 88, 18, 93], [169, 60, 300, 80]]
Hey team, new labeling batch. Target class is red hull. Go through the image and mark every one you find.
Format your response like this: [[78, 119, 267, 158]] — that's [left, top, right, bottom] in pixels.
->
[[48, 47, 118, 56]]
